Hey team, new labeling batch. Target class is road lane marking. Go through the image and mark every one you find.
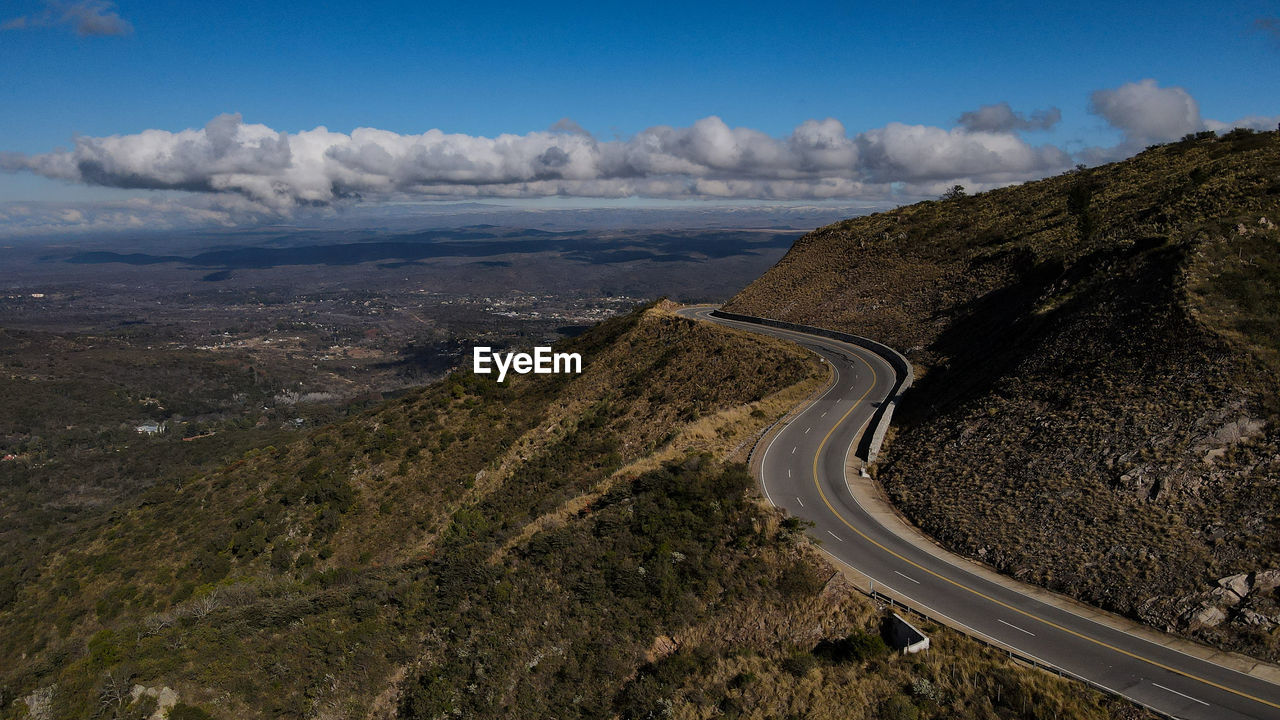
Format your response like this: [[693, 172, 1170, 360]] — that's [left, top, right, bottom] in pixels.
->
[[691, 309, 1280, 712], [749, 331, 843, 511], [753, 335, 843, 510], [821, 411, 827, 417], [804, 348, 1280, 712], [791, 446, 796, 454], [1151, 683, 1209, 707], [997, 618, 1036, 637], [796, 497, 804, 507], [804, 426, 811, 434], [827, 530, 843, 542], [894, 570, 920, 584]]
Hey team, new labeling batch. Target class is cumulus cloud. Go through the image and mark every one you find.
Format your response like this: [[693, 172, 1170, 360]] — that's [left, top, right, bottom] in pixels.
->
[[4, 82, 1272, 233], [1089, 79, 1201, 146], [2, 112, 1074, 211], [957, 102, 1061, 133], [1079, 79, 1278, 163], [2, 0, 132, 36], [856, 123, 1068, 182], [1204, 114, 1280, 132]]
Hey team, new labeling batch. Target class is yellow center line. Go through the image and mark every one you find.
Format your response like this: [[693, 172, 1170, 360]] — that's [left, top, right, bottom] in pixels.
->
[[803, 345, 1280, 711], [696, 307, 1280, 709]]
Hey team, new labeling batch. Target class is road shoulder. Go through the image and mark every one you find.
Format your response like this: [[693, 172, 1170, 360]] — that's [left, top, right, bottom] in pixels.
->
[[840, 440, 1280, 686]]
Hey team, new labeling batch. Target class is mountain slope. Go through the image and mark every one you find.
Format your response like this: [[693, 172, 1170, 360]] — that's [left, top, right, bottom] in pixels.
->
[[725, 129, 1280, 661], [0, 302, 1149, 719]]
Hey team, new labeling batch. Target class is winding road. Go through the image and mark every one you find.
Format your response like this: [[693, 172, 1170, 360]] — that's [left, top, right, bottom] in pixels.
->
[[677, 305, 1280, 720]]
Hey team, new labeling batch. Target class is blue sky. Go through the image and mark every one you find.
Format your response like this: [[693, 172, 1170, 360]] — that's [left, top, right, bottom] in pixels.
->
[[1, 0, 1278, 232]]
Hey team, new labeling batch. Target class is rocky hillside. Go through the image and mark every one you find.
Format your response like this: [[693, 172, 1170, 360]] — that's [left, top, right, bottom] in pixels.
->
[[0, 302, 1148, 719], [725, 129, 1280, 661]]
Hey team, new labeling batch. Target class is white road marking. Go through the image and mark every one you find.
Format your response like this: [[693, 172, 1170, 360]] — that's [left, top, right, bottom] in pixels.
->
[[804, 426, 811, 434], [796, 497, 805, 507], [791, 446, 796, 454], [821, 411, 827, 417], [690, 310, 1276, 709], [787, 468, 791, 477], [1150, 682, 1209, 707], [827, 530, 843, 542], [996, 618, 1036, 637], [894, 570, 920, 584]]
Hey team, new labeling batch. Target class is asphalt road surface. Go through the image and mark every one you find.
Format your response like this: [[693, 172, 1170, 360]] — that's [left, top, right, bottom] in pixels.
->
[[678, 306, 1280, 720]]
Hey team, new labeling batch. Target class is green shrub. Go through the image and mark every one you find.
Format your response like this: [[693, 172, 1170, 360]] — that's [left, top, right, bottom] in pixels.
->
[[879, 694, 920, 720], [168, 703, 216, 720], [781, 650, 817, 677], [814, 631, 890, 664]]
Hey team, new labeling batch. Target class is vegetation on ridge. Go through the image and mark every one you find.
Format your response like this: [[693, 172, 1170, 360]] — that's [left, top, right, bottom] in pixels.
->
[[0, 302, 1151, 719]]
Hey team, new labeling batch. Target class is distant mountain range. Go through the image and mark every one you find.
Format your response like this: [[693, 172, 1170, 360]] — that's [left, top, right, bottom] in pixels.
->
[[58, 228, 800, 271]]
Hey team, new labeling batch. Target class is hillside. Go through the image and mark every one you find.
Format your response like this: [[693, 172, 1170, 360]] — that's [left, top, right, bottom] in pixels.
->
[[0, 302, 1150, 719], [725, 129, 1280, 661]]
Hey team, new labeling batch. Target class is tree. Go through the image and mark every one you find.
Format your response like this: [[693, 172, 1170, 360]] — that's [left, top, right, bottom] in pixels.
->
[[941, 184, 966, 200], [96, 669, 133, 718], [1067, 176, 1096, 242]]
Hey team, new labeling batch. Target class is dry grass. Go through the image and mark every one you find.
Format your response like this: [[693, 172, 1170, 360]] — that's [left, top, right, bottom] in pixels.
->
[[489, 356, 826, 564]]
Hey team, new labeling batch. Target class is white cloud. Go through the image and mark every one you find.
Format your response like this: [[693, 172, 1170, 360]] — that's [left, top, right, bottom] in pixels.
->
[[1204, 115, 1280, 133], [957, 102, 1061, 133], [1079, 79, 1278, 164], [4, 82, 1274, 234], [2, 0, 132, 36], [855, 123, 1070, 182], [2, 112, 1073, 211], [1088, 79, 1201, 146]]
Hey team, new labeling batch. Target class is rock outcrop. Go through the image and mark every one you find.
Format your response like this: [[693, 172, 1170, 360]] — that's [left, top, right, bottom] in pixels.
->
[[130, 685, 179, 720]]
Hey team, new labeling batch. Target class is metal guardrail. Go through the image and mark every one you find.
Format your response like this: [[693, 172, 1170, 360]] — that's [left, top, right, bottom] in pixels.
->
[[711, 308, 1179, 718], [866, 588, 1177, 719], [709, 309, 913, 464]]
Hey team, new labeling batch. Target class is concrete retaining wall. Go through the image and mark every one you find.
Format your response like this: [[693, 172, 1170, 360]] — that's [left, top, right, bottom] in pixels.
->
[[710, 309, 914, 465], [886, 612, 931, 654]]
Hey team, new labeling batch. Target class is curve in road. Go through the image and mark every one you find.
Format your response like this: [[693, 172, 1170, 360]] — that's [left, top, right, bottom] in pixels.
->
[[678, 305, 1280, 720]]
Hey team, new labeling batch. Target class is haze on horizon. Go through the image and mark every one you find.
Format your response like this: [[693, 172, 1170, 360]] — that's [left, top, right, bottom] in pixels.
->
[[1, 0, 1278, 237]]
